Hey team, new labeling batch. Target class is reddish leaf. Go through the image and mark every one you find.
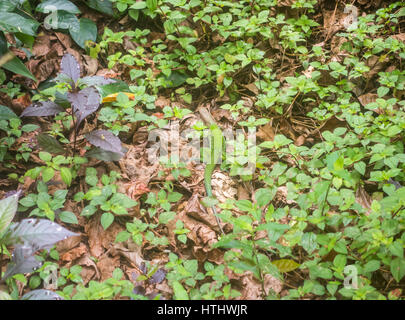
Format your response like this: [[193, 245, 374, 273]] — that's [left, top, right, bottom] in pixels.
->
[[60, 53, 81, 86], [67, 86, 100, 128], [85, 129, 122, 153]]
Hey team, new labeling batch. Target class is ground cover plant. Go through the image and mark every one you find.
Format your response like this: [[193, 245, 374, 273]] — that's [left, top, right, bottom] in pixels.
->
[[0, 0, 404, 300]]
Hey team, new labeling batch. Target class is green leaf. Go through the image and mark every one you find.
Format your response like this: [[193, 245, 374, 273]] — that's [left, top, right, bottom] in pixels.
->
[[115, 231, 131, 242], [101, 212, 114, 230], [0, 13, 39, 36], [42, 167, 55, 182], [363, 260, 380, 273], [36, 0, 81, 14], [390, 258, 405, 282], [272, 259, 300, 273], [1, 56, 37, 81], [39, 152, 52, 163], [235, 199, 253, 212], [69, 18, 97, 49], [37, 134, 65, 154], [60, 167, 72, 186], [389, 241, 404, 258], [333, 156, 344, 171], [59, 211, 78, 224], [167, 192, 182, 203], [86, 0, 113, 15], [172, 281, 189, 300], [377, 86, 389, 97], [159, 211, 176, 224], [21, 124, 39, 132], [130, 1, 147, 10], [0, 192, 19, 234], [354, 161, 366, 175], [255, 188, 274, 207], [85, 147, 124, 162], [0, 105, 17, 120]]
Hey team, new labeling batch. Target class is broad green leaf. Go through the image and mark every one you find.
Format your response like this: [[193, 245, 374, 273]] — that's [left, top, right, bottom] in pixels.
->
[[60, 167, 72, 186], [0, 192, 20, 233], [58, 211, 78, 224], [101, 212, 114, 230], [37, 133, 65, 154], [36, 0, 81, 14], [159, 211, 176, 224], [0, 13, 39, 36], [86, 0, 113, 15], [390, 258, 405, 282], [172, 281, 189, 300], [0, 105, 17, 120], [70, 18, 97, 49], [42, 167, 55, 182], [272, 259, 300, 273], [363, 260, 380, 273], [255, 188, 274, 207]]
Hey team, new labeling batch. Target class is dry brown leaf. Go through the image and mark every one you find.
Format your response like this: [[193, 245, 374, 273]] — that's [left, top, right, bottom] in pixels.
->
[[55, 32, 72, 49], [56, 235, 82, 253], [82, 55, 98, 76], [60, 243, 87, 262], [356, 185, 372, 215], [80, 266, 96, 285], [32, 34, 51, 57], [97, 255, 120, 281], [85, 215, 105, 258], [256, 122, 275, 141], [358, 93, 378, 107], [77, 254, 100, 280], [112, 242, 145, 268]]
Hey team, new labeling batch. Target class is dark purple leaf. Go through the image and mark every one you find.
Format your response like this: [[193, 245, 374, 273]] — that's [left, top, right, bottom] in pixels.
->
[[85, 129, 122, 153], [79, 76, 116, 87], [85, 147, 125, 162], [140, 262, 147, 274], [20, 101, 64, 117], [133, 286, 146, 296], [3, 245, 42, 280], [60, 53, 81, 85], [67, 86, 100, 128], [37, 133, 65, 154], [149, 268, 166, 284]]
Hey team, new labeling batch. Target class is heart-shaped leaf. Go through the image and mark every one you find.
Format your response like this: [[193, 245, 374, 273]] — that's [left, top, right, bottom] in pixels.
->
[[60, 53, 81, 86], [85, 130, 122, 153], [70, 18, 97, 49], [67, 86, 100, 128], [20, 101, 64, 117]]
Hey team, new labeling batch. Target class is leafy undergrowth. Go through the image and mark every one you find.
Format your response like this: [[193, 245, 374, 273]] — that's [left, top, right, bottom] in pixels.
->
[[0, 0, 405, 300]]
